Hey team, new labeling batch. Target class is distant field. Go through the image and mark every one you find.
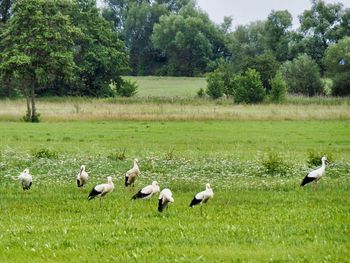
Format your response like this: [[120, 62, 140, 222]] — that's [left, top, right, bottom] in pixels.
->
[[0, 120, 349, 262], [123, 76, 206, 97]]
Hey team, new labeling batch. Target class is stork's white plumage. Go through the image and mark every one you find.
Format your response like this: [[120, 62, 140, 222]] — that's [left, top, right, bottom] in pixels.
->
[[88, 176, 114, 206], [125, 159, 140, 187], [18, 168, 33, 191], [132, 181, 160, 200], [77, 165, 89, 187], [158, 188, 174, 212], [301, 156, 329, 190], [190, 183, 214, 208]]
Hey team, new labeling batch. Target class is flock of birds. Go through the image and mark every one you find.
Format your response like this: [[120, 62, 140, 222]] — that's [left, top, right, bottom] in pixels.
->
[[14, 156, 329, 213]]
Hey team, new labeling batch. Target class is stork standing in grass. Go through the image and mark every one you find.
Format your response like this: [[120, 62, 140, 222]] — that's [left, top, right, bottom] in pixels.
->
[[190, 183, 214, 216], [77, 165, 88, 187], [17, 168, 33, 191], [301, 156, 329, 191], [125, 159, 140, 188], [131, 181, 160, 200], [158, 188, 174, 212], [88, 176, 114, 207]]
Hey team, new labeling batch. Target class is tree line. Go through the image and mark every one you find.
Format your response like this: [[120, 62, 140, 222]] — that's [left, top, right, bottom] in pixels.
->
[[0, 0, 349, 120]]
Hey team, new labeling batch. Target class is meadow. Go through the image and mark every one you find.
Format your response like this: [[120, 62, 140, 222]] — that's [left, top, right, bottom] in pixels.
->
[[0, 77, 349, 262]]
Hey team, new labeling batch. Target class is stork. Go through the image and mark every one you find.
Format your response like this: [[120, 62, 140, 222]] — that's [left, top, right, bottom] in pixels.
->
[[189, 183, 214, 216], [301, 156, 329, 191], [17, 168, 33, 191], [158, 188, 174, 212], [125, 159, 140, 187], [77, 165, 88, 187], [131, 181, 160, 200], [88, 176, 114, 207]]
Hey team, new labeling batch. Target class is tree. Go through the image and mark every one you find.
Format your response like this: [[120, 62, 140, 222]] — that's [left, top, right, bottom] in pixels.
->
[[299, 0, 344, 72], [280, 54, 323, 96], [233, 68, 266, 104], [265, 10, 293, 61], [324, 37, 350, 96], [0, 0, 12, 23], [152, 2, 223, 76], [66, 0, 129, 97], [226, 21, 268, 73], [0, 0, 79, 121]]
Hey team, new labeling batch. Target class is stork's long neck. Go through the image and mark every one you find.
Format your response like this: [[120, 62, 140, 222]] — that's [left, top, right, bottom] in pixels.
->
[[134, 161, 138, 168], [321, 160, 326, 171]]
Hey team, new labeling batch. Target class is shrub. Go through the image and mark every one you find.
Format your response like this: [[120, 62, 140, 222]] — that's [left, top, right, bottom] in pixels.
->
[[307, 151, 333, 167], [234, 68, 266, 104], [108, 149, 126, 161], [206, 69, 224, 99], [280, 54, 323, 96], [32, 148, 58, 159], [262, 152, 289, 176], [116, 79, 138, 97], [269, 71, 287, 103], [197, 88, 205, 98]]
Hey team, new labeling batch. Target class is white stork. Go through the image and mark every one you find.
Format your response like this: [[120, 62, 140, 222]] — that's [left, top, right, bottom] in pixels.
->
[[125, 159, 140, 187], [158, 188, 174, 212], [131, 181, 160, 200], [88, 176, 114, 207], [301, 156, 329, 191], [17, 168, 33, 191], [190, 183, 214, 216], [77, 165, 89, 187]]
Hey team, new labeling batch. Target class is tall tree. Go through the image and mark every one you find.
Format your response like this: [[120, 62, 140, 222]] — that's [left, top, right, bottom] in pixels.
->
[[265, 10, 292, 61], [0, 0, 12, 23], [0, 0, 79, 121], [299, 0, 343, 72], [152, 2, 224, 76]]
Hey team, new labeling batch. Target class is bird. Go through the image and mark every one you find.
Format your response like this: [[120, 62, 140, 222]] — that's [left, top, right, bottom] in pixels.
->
[[301, 156, 329, 190], [88, 176, 114, 207], [17, 168, 33, 191], [77, 165, 88, 187], [158, 188, 174, 212], [131, 181, 160, 200], [189, 183, 214, 216], [125, 158, 140, 187]]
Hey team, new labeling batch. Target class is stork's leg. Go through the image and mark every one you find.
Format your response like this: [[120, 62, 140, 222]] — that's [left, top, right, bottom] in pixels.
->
[[200, 205, 203, 217], [99, 198, 102, 208]]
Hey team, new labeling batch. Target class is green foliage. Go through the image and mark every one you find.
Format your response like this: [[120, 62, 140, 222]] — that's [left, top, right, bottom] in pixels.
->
[[234, 68, 266, 104], [116, 79, 138, 97], [196, 87, 205, 98], [307, 151, 333, 167], [206, 69, 224, 99], [280, 54, 323, 96], [324, 37, 350, 96], [262, 152, 289, 176], [22, 112, 40, 123], [32, 148, 58, 159], [152, 2, 224, 76], [107, 149, 126, 161], [269, 71, 287, 103]]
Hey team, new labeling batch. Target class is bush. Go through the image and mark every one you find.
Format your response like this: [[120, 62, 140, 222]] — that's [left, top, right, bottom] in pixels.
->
[[262, 152, 289, 176], [197, 88, 205, 98], [116, 79, 138, 97], [234, 68, 266, 104], [280, 54, 323, 96], [324, 37, 350, 96], [269, 71, 287, 103], [206, 69, 224, 99], [32, 148, 58, 159], [307, 151, 333, 167], [108, 149, 126, 161]]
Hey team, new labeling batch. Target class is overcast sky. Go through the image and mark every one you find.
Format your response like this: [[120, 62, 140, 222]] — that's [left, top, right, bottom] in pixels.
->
[[197, 0, 350, 29]]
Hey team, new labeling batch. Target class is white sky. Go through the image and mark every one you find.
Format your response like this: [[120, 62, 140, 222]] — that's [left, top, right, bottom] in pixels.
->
[[196, 0, 350, 29]]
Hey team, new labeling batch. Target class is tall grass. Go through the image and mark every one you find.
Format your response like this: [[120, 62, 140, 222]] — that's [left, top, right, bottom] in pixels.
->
[[0, 97, 349, 121]]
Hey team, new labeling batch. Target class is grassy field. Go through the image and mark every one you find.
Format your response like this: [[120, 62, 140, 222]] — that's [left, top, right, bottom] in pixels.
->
[[123, 76, 206, 97], [0, 120, 349, 262], [0, 77, 349, 262]]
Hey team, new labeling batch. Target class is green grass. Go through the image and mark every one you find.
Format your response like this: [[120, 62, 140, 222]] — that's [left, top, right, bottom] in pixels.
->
[[123, 76, 206, 97], [0, 120, 349, 262]]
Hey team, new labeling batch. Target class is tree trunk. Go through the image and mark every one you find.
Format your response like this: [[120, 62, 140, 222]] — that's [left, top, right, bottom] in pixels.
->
[[26, 95, 31, 121], [30, 87, 36, 122]]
